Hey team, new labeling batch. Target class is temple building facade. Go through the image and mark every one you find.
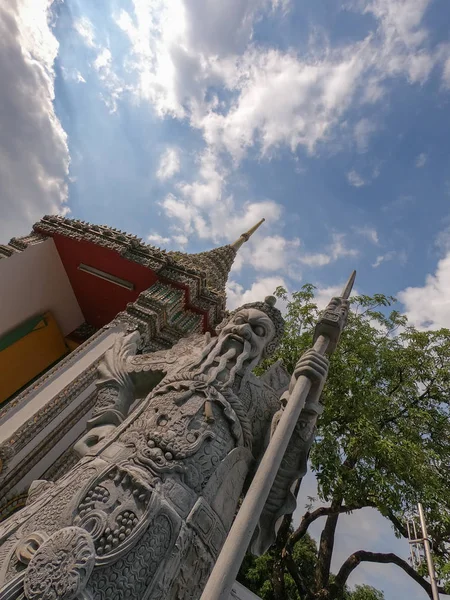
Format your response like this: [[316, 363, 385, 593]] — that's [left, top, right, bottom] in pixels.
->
[[0, 214, 263, 527]]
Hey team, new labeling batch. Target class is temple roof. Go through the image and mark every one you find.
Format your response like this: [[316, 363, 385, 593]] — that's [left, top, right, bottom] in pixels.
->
[[1, 215, 265, 330]]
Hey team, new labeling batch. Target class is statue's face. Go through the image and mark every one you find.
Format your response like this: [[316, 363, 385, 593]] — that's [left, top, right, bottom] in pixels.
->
[[218, 308, 276, 361]]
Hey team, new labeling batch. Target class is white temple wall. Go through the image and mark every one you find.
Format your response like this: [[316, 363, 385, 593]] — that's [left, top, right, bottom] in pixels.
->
[[0, 237, 84, 338]]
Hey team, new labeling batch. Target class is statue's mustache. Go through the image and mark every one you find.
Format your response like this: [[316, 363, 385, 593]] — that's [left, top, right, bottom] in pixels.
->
[[193, 333, 254, 388], [222, 331, 255, 352]]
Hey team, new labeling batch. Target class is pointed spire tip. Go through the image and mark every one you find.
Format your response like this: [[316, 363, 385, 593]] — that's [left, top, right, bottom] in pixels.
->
[[341, 270, 356, 300], [230, 218, 265, 250]]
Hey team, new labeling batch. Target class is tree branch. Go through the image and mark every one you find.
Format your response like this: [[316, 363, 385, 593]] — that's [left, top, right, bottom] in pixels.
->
[[285, 502, 376, 552], [332, 550, 446, 599], [385, 510, 408, 539], [378, 379, 434, 429]]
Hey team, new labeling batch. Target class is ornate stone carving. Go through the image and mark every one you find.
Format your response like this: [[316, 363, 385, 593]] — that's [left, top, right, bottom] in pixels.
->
[[15, 532, 48, 565], [89, 513, 173, 600], [25, 482, 55, 507], [0, 233, 47, 260], [42, 448, 79, 483], [23, 527, 95, 600]]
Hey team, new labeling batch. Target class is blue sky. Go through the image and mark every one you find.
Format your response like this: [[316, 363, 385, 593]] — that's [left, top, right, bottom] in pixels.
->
[[2, 0, 450, 598]]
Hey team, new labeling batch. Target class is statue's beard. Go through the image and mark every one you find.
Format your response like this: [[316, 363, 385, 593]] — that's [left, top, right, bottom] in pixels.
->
[[192, 334, 258, 389]]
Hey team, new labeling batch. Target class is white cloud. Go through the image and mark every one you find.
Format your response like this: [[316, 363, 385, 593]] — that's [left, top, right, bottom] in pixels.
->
[[443, 56, 450, 88], [0, 0, 70, 242], [354, 118, 377, 152], [74, 16, 96, 48], [398, 253, 450, 329], [362, 0, 436, 84], [314, 285, 345, 310], [372, 251, 396, 268], [415, 152, 427, 168], [292, 233, 358, 270], [93, 46, 126, 112], [226, 276, 287, 310], [159, 149, 283, 248], [299, 253, 332, 267], [147, 233, 171, 246], [435, 222, 450, 254], [94, 48, 112, 71], [347, 170, 366, 188], [354, 226, 379, 244], [249, 235, 300, 271], [156, 147, 181, 180], [172, 233, 189, 247], [178, 150, 223, 207], [330, 233, 359, 260], [197, 45, 369, 160], [61, 68, 86, 83], [79, 0, 450, 171]]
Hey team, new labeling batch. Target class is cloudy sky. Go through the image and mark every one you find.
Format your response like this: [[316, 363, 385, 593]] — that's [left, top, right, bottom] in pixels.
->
[[2, 0, 450, 597]]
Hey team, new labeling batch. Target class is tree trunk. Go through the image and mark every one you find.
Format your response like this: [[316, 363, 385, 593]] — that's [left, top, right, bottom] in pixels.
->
[[314, 497, 342, 592], [272, 513, 292, 599]]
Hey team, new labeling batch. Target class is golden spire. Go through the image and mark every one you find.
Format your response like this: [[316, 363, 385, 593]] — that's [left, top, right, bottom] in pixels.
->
[[230, 218, 265, 251]]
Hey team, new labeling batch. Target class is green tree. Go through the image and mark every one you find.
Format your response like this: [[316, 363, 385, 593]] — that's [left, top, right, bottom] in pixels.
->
[[238, 531, 384, 600], [348, 585, 384, 600], [247, 285, 450, 599]]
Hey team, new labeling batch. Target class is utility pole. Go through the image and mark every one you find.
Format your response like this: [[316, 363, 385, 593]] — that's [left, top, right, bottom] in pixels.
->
[[200, 271, 356, 600], [407, 503, 440, 600]]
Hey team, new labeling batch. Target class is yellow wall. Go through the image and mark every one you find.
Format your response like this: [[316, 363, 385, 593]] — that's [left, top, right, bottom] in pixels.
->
[[0, 312, 68, 405]]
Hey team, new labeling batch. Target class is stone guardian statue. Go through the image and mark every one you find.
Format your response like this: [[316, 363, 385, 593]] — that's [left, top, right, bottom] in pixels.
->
[[0, 297, 328, 600]]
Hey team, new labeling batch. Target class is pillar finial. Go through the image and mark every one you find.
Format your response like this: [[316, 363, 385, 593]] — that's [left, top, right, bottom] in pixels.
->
[[230, 218, 265, 251]]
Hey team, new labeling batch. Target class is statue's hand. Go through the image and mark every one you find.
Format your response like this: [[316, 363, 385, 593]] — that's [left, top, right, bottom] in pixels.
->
[[73, 424, 117, 458], [288, 349, 329, 402]]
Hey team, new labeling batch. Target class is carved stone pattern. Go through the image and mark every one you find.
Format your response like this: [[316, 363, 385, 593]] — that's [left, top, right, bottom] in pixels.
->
[[73, 466, 151, 559], [0, 390, 98, 508], [19, 466, 98, 540], [120, 384, 235, 494], [23, 527, 95, 600], [42, 449, 80, 483], [0, 233, 47, 259], [0, 494, 28, 523], [88, 514, 172, 600], [164, 527, 214, 600], [127, 333, 202, 374], [2, 467, 94, 586], [15, 531, 49, 564], [90, 388, 120, 419], [168, 245, 236, 298]]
